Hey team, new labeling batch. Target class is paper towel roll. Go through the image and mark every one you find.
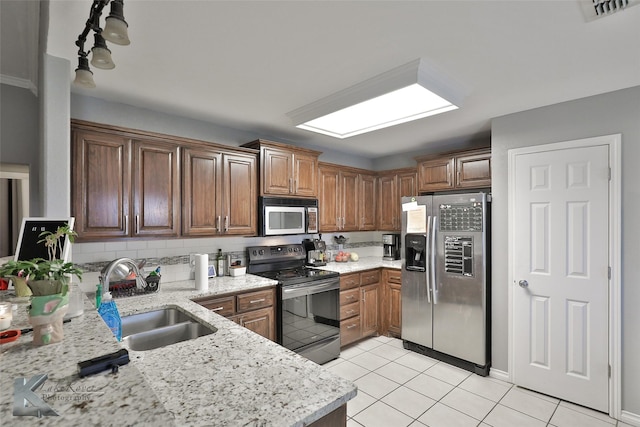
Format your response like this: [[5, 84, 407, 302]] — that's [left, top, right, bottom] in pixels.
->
[[195, 254, 209, 291]]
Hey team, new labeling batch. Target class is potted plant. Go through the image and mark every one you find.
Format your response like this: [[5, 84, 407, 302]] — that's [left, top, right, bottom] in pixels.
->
[[0, 224, 83, 345]]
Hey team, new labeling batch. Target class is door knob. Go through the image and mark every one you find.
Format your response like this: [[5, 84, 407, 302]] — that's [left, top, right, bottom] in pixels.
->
[[518, 280, 529, 288]]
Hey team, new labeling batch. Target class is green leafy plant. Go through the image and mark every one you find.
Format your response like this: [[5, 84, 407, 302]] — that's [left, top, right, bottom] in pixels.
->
[[0, 224, 82, 296]]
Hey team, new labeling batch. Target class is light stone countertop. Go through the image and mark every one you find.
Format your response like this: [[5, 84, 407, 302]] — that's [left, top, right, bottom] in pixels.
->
[[0, 258, 400, 426], [317, 256, 403, 274], [0, 274, 356, 426]]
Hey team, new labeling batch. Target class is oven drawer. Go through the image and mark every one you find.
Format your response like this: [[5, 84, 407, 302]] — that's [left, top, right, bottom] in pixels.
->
[[360, 269, 381, 286], [237, 289, 275, 313], [341, 317, 361, 346], [340, 288, 360, 306], [340, 301, 360, 320], [194, 295, 236, 317], [340, 273, 360, 290]]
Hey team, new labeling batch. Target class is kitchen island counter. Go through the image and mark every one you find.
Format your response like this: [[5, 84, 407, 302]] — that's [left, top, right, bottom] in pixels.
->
[[0, 274, 356, 426]]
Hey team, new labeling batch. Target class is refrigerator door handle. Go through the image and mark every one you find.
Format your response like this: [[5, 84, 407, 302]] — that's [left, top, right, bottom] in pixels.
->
[[431, 215, 438, 304], [425, 216, 432, 304]]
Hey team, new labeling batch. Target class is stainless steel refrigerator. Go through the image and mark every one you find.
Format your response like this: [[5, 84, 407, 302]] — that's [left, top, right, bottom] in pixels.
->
[[401, 192, 490, 376]]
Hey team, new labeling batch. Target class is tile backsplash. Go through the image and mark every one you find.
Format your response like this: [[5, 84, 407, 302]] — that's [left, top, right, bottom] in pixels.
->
[[72, 232, 386, 284]]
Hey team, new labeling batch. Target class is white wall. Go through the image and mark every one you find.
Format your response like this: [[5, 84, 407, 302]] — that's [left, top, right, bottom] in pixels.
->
[[491, 85, 640, 415]]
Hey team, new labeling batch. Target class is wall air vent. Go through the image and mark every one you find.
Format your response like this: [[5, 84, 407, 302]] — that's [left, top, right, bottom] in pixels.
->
[[580, 0, 640, 21]]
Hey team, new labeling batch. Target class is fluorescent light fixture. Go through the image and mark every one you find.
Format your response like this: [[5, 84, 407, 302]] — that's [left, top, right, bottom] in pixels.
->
[[288, 58, 463, 139]]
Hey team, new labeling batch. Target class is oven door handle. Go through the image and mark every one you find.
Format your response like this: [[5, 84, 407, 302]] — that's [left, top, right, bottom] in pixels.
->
[[281, 279, 340, 299]]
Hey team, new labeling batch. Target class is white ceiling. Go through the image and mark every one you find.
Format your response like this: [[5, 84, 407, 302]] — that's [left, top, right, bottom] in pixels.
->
[[4, 1, 640, 159]]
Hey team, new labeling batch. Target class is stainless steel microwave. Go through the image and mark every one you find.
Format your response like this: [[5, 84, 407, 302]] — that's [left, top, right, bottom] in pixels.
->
[[259, 197, 318, 236]]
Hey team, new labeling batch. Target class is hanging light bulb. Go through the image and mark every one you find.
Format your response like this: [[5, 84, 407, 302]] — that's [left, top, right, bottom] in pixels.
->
[[73, 55, 96, 88], [103, 0, 130, 46], [91, 33, 115, 69]]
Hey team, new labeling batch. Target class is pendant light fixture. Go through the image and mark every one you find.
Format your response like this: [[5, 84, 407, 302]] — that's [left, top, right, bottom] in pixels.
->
[[74, 0, 130, 88]]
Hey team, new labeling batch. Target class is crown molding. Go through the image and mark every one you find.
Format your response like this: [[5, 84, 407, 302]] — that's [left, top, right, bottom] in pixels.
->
[[0, 74, 38, 96]]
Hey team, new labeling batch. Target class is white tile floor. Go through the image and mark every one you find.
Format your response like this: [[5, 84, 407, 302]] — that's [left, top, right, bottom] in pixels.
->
[[323, 336, 629, 427]]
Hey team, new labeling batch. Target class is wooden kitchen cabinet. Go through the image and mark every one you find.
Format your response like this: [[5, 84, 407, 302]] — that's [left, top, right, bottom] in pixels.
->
[[193, 287, 276, 341], [72, 123, 180, 240], [339, 270, 381, 347], [359, 173, 377, 231], [182, 146, 257, 236], [360, 283, 380, 337], [318, 163, 377, 232], [382, 269, 402, 337], [242, 139, 320, 198], [72, 127, 131, 239], [377, 168, 417, 231], [416, 148, 491, 193]]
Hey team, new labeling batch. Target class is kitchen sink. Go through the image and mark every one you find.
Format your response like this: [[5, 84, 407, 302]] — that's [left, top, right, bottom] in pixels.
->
[[121, 308, 216, 351]]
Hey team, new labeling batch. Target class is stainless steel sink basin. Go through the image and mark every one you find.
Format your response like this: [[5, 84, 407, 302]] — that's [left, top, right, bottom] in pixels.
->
[[121, 308, 216, 351]]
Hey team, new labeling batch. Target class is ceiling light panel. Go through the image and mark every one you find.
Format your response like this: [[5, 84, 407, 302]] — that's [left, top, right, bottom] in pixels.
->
[[288, 58, 463, 139]]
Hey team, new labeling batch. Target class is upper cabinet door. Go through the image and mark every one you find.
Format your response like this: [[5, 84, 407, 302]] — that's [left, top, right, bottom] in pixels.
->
[[318, 164, 341, 232], [359, 173, 376, 231], [455, 149, 491, 189], [292, 152, 318, 197], [397, 170, 418, 198], [132, 140, 181, 237], [72, 129, 131, 239], [182, 147, 223, 236], [377, 174, 397, 231], [262, 147, 293, 196], [417, 157, 455, 193], [222, 152, 257, 235], [341, 170, 360, 231]]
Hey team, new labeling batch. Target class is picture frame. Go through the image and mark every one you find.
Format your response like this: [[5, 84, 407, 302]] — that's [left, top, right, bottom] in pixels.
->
[[14, 217, 75, 262]]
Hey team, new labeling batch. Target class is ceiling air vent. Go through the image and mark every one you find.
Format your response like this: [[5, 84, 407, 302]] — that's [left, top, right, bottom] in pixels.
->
[[580, 0, 640, 21]]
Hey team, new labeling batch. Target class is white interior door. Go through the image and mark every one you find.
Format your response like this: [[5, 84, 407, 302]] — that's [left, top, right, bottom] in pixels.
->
[[512, 143, 609, 412]]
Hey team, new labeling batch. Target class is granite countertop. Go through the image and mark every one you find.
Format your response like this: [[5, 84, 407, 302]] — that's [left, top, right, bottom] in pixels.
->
[[317, 256, 403, 274], [0, 274, 356, 426]]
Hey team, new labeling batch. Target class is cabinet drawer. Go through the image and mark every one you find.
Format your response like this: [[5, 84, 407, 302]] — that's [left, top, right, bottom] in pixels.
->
[[340, 317, 361, 346], [340, 301, 360, 320], [340, 288, 360, 306], [340, 273, 360, 290], [387, 270, 401, 284], [236, 289, 274, 313], [360, 270, 381, 286], [194, 295, 235, 317]]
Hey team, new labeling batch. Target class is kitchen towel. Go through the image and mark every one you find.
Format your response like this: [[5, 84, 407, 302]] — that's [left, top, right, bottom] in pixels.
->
[[195, 254, 209, 291]]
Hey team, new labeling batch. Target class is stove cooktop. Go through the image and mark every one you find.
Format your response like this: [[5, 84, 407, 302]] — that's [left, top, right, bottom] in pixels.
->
[[254, 266, 339, 286]]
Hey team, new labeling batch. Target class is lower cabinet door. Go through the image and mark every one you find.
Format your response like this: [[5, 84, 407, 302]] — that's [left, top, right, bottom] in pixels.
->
[[340, 317, 361, 347], [388, 283, 402, 337], [361, 284, 379, 337], [233, 307, 275, 342]]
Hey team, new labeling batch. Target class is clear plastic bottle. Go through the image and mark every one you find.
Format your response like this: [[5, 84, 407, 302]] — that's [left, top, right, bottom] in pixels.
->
[[98, 291, 122, 341]]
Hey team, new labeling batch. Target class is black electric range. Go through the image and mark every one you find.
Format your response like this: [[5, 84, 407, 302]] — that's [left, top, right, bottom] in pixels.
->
[[246, 243, 341, 365]]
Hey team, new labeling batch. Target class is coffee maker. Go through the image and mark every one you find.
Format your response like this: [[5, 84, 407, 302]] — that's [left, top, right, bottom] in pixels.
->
[[303, 238, 327, 266], [382, 233, 401, 260]]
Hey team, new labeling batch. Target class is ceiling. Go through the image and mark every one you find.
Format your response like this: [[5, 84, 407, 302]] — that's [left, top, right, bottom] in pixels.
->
[[3, 1, 640, 159]]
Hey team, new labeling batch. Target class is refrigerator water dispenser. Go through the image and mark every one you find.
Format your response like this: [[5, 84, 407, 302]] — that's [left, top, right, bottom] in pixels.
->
[[405, 234, 427, 272]]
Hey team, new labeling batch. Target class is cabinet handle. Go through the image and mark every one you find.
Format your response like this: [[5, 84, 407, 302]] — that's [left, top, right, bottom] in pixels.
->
[[135, 215, 140, 234], [216, 216, 221, 233], [289, 178, 293, 193], [345, 295, 355, 301], [224, 216, 229, 232], [250, 298, 266, 304], [346, 310, 355, 315], [362, 289, 365, 302], [346, 324, 357, 329], [294, 179, 298, 193], [457, 170, 461, 184], [212, 307, 224, 312], [124, 215, 129, 234]]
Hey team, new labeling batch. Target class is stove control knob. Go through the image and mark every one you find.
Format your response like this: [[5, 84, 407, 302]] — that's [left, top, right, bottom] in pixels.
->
[[259, 249, 264, 255]]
